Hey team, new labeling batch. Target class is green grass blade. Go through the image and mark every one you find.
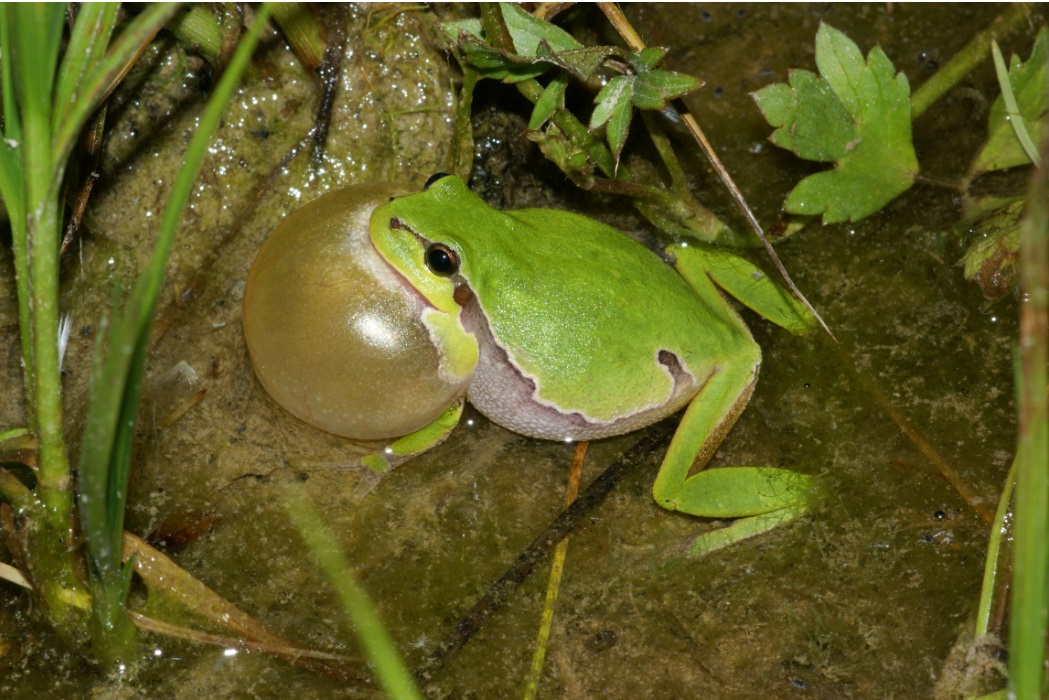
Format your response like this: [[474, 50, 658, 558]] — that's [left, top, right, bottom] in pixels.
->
[[0, 8, 31, 417], [49, 3, 179, 199], [0, 9, 21, 142], [990, 40, 1042, 166], [79, 309, 119, 560], [0, 142, 25, 226], [52, 3, 119, 134], [166, 5, 225, 66], [12, 3, 62, 205], [283, 490, 423, 700], [974, 457, 1016, 638], [13, 3, 70, 509], [0, 138, 28, 400], [77, 4, 273, 662]]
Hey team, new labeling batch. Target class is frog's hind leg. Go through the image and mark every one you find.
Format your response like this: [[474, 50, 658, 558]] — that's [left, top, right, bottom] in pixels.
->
[[652, 357, 816, 556]]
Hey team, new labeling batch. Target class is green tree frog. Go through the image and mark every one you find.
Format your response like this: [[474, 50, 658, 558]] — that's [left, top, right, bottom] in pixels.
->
[[245, 174, 817, 555]]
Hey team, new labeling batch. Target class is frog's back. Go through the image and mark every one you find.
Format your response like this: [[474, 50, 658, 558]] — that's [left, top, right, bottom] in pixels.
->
[[452, 206, 753, 439]]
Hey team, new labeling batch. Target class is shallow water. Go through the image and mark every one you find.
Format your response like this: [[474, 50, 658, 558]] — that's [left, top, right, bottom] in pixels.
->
[[0, 4, 1041, 698]]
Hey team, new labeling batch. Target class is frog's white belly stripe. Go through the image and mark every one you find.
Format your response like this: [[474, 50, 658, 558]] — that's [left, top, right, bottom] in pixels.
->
[[461, 301, 702, 441]]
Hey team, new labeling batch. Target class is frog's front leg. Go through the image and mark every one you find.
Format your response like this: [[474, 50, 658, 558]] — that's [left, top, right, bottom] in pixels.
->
[[361, 397, 465, 473], [653, 356, 816, 557]]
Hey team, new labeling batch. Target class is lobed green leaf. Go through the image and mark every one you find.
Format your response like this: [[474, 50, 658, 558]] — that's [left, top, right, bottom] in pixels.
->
[[753, 23, 918, 223], [756, 70, 853, 162]]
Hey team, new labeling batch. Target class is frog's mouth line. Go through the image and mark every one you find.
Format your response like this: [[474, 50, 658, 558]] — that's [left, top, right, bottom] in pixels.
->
[[372, 217, 480, 388], [371, 218, 440, 313]]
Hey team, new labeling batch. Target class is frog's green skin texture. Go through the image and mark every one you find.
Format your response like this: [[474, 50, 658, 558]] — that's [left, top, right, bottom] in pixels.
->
[[369, 175, 815, 555]]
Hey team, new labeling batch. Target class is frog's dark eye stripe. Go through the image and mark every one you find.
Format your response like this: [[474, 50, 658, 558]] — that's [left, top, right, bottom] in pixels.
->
[[425, 243, 460, 276], [424, 172, 451, 189]]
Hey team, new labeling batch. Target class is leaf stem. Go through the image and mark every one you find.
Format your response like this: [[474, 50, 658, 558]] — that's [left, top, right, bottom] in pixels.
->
[[476, 4, 733, 243], [910, 4, 1029, 120], [0, 471, 32, 510], [20, 3, 69, 516]]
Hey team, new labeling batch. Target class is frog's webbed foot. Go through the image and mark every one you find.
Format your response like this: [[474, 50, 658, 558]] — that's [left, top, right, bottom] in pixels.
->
[[666, 465, 818, 557], [651, 331, 817, 558]]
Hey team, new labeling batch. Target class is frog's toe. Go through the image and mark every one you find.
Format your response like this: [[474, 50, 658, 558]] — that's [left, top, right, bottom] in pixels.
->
[[684, 503, 810, 557]]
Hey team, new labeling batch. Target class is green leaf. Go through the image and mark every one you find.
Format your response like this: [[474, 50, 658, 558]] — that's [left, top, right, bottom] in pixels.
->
[[0, 142, 24, 227], [590, 58, 701, 157], [77, 2, 273, 660], [446, 4, 700, 158], [972, 28, 1049, 175], [590, 75, 633, 156], [0, 10, 20, 143], [753, 24, 918, 223], [528, 73, 568, 130], [499, 2, 581, 55], [52, 3, 119, 133], [605, 88, 634, 157], [458, 37, 549, 82], [590, 75, 631, 129], [283, 492, 424, 700], [11, 3, 64, 205], [439, 18, 483, 44], [631, 68, 702, 110], [446, 8, 611, 84], [757, 70, 853, 162], [50, 3, 180, 198], [534, 43, 618, 80], [630, 47, 667, 71]]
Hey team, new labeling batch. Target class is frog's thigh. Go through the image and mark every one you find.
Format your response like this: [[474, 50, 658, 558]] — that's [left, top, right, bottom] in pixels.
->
[[652, 356, 758, 513]]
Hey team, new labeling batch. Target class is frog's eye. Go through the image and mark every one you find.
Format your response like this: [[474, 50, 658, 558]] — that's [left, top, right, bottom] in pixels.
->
[[424, 172, 451, 190], [425, 243, 460, 276]]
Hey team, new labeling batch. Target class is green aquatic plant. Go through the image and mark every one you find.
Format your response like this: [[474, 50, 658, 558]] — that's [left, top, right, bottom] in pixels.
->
[[752, 24, 918, 223], [0, 1, 271, 664], [0, 2, 180, 655]]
